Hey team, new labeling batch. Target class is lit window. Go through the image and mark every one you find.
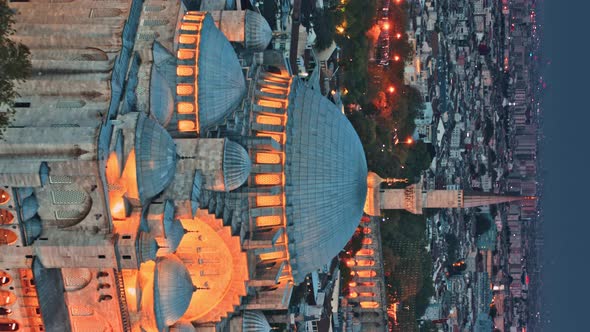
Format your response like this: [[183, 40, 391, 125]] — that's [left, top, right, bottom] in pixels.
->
[[256, 115, 283, 126], [356, 270, 376, 278], [176, 84, 194, 95], [177, 102, 194, 114], [357, 249, 374, 256], [0, 229, 18, 245], [360, 301, 380, 309], [181, 24, 198, 31], [176, 66, 194, 76], [179, 35, 197, 44], [259, 87, 285, 95], [0, 210, 14, 225], [0, 189, 10, 205], [183, 14, 204, 21], [177, 49, 195, 60], [255, 153, 281, 164], [255, 174, 282, 186], [256, 195, 281, 207], [258, 251, 284, 261], [356, 259, 375, 267], [256, 215, 282, 227], [257, 99, 283, 108], [178, 120, 196, 132]]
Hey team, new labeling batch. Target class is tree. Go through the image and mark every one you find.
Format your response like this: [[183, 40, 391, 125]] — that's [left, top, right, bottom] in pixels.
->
[[312, 9, 335, 51], [0, 0, 32, 128], [475, 213, 492, 236]]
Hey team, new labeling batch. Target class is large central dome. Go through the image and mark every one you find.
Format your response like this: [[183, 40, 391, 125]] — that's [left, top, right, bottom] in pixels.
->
[[284, 81, 368, 283]]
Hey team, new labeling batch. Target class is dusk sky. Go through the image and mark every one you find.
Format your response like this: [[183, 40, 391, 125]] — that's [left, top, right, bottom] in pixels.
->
[[541, 0, 590, 330]]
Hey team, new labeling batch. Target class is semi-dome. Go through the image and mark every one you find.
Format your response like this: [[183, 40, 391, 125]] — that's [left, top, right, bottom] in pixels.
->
[[135, 115, 177, 205], [154, 255, 195, 330], [196, 15, 246, 130], [21, 195, 39, 220], [222, 139, 252, 191], [150, 67, 175, 126], [139, 232, 158, 263], [243, 311, 272, 332], [150, 42, 176, 126], [244, 10, 273, 51], [163, 200, 185, 252], [24, 216, 42, 244], [284, 81, 368, 283], [17, 187, 34, 199]]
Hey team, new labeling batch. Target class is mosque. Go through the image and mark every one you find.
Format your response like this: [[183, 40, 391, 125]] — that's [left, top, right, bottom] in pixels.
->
[[0, 0, 526, 331]]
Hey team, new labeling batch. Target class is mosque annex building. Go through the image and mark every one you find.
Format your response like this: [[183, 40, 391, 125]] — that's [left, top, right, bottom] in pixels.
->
[[0, 0, 527, 331]]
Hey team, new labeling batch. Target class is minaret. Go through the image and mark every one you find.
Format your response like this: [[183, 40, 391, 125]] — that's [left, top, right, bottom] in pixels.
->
[[364, 172, 532, 216]]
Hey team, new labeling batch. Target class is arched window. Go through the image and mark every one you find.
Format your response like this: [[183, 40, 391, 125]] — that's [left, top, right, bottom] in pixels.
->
[[97, 283, 111, 290], [256, 195, 281, 207], [255, 153, 281, 164], [98, 295, 112, 302], [254, 174, 282, 186], [0, 320, 18, 331], [0, 190, 10, 205], [0, 230, 17, 246], [0, 308, 12, 316], [0, 211, 14, 225], [0, 291, 16, 306], [96, 272, 109, 278], [0, 273, 11, 286]]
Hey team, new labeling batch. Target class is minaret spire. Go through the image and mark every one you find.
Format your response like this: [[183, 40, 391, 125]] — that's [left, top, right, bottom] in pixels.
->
[[364, 172, 531, 216], [462, 193, 536, 208]]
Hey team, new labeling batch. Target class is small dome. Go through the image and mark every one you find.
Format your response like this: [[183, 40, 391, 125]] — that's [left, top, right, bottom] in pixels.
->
[[21, 195, 39, 220], [139, 232, 158, 263], [245, 10, 273, 51], [243, 311, 272, 332], [135, 115, 177, 205], [154, 255, 195, 330], [24, 216, 42, 244], [170, 322, 196, 332], [163, 200, 185, 252], [150, 67, 175, 126], [222, 139, 251, 191], [197, 15, 246, 130]]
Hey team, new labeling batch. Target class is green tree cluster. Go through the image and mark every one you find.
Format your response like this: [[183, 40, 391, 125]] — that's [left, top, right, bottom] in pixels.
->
[[312, 9, 335, 51], [0, 0, 31, 128]]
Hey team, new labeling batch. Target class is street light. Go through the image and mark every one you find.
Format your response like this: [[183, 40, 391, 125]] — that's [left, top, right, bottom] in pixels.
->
[[388, 86, 396, 94]]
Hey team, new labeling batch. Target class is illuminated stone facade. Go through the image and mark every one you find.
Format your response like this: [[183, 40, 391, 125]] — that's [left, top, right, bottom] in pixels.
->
[[341, 216, 389, 331], [0, 1, 368, 331]]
